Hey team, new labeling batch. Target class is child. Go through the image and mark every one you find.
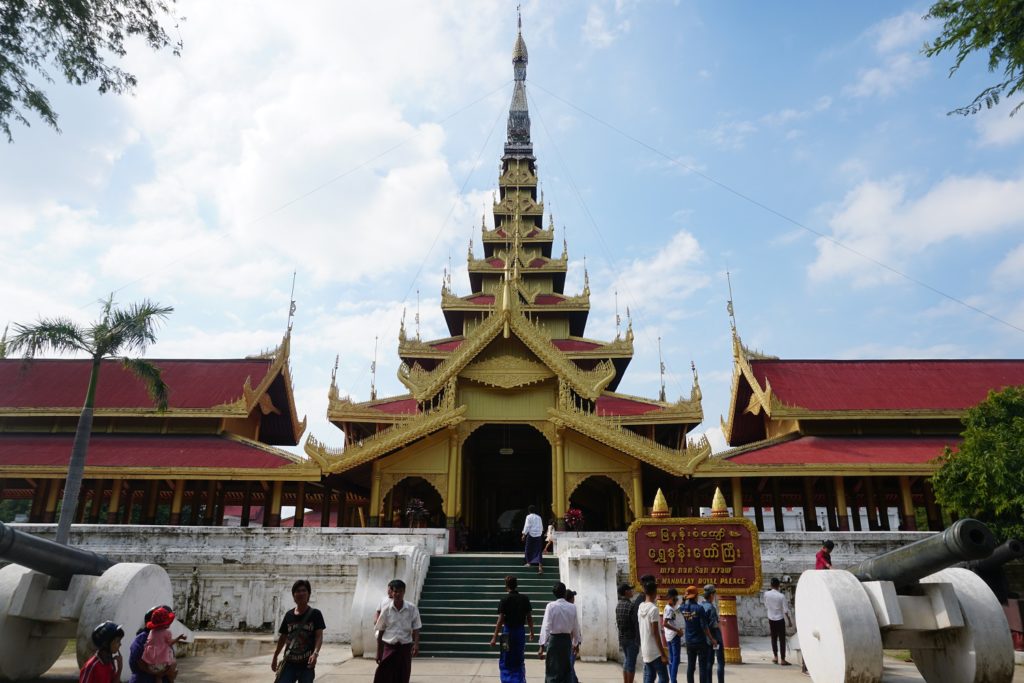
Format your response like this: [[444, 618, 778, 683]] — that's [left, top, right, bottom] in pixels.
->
[[80, 621, 124, 683], [142, 606, 185, 681], [543, 519, 556, 554]]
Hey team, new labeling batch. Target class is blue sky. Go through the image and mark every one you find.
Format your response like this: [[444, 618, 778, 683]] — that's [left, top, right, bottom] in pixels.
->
[[2, 1, 1023, 452]]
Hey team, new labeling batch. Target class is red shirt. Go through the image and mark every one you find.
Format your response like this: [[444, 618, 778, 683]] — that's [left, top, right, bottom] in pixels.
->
[[815, 549, 832, 570], [80, 654, 118, 683]]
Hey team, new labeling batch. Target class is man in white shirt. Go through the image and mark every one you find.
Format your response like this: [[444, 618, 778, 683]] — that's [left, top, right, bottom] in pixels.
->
[[521, 505, 545, 573], [538, 581, 581, 682], [762, 578, 791, 666], [374, 579, 421, 683], [638, 580, 668, 683]]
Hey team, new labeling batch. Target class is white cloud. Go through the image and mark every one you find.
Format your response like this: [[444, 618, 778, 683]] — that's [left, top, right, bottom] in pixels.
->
[[975, 107, 1024, 147], [870, 10, 934, 54], [582, 4, 631, 48], [810, 174, 1024, 285], [606, 230, 709, 316], [703, 120, 757, 150], [993, 243, 1024, 287], [843, 11, 934, 100], [845, 53, 928, 98]]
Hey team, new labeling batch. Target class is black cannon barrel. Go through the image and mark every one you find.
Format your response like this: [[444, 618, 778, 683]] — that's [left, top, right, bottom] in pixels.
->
[[847, 518, 995, 588], [0, 522, 114, 580], [965, 538, 1024, 573]]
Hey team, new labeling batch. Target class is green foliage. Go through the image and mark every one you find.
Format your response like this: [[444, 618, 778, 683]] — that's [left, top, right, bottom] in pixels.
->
[[932, 385, 1024, 541], [924, 0, 1024, 116], [0, 498, 31, 522], [0, 0, 181, 141]]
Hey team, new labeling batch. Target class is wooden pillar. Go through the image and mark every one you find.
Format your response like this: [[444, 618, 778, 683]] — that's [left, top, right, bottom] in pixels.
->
[[730, 477, 743, 519], [241, 481, 253, 528], [29, 480, 48, 522], [121, 481, 136, 524], [267, 481, 283, 527], [823, 476, 839, 532], [202, 480, 217, 526], [833, 476, 849, 531], [555, 429, 567, 529], [864, 478, 879, 530], [335, 485, 345, 528], [143, 480, 159, 525], [445, 428, 458, 550], [753, 480, 765, 532], [878, 478, 892, 531], [369, 461, 382, 527], [169, 479, 186, 525], [75, 481, 89, 523], [87, 479, 105, 523], [770, 478, 784, 532], [320, 482, 331, 527], [801, 477, 818, 531], [294, 482, 306, 528], [898, 476, 916, 531], [105, 479, 123, 524], [215, 484, 226, 526], [923, 480, 941, 531], [631, 463, 643, 524], [43, 479, 62, 523]]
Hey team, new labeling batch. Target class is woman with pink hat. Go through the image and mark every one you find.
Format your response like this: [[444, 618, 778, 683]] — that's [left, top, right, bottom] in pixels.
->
[[141, 606, 185, 681]]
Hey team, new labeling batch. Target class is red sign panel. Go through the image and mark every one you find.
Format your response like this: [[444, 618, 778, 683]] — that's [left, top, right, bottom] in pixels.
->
[[627, 517, 762, 596]]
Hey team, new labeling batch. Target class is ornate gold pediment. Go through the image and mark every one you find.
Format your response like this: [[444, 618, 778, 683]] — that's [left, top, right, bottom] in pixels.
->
[[460, 355, 554, 389]]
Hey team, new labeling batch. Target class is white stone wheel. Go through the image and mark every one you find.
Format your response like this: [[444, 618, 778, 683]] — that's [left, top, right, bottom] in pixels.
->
[[795, 569, 884, 683], [0, 564, 68, 680], [914, 567, 1015, 683], [77, 563, 173, 680]]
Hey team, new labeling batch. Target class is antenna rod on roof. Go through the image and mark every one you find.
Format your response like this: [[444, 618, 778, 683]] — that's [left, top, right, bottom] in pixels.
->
[[370, 336, 378, 401], [658, 337, 667, 402], [726, 270, 737, 333], [287, 271, 297, 333]]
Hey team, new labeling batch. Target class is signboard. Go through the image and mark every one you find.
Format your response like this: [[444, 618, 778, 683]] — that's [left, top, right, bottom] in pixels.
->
[[627, 517, 762, 596]]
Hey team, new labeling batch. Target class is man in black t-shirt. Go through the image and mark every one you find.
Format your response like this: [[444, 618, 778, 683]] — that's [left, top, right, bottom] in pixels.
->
[[272, 579, 327, 683], [490, 575, 534, 682]]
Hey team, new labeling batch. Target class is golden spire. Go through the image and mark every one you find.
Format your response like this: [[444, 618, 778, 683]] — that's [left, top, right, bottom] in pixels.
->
[[691, 360, 702, 402], [370, 336, 378, 401], [711, 487, 728, 518], [652, 489, 669, 518], [329, 354, 339, 400], [468, 236, 474, 260], [658, 336, 666, 402], [399, 309, 407, 343]]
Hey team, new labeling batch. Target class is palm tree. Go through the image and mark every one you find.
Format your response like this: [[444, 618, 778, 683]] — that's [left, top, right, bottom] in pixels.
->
[[8, 296, 173, 545]]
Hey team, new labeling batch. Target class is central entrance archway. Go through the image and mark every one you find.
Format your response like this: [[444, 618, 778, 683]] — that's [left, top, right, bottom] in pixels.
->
[[462, 424, 551, 551]]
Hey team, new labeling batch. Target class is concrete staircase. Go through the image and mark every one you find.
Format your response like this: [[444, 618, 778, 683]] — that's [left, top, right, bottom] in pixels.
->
[[418, 554, 559, 658]]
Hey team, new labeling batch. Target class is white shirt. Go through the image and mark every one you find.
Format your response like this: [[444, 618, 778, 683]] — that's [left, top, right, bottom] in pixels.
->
[[638, 600, 662, 663], [375, 600, 422, 644], [539, 598, 581, 646], [662, 600, 680, 642], [522, 513, 543, 537], [763, 589, 790, 622]]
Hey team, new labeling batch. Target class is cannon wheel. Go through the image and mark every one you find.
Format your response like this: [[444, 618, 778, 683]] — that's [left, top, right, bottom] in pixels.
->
[[0, 564, 67, 680], [76, 563, 174, 673], [914, 567, 1015, 683], [795, 569, 884, 683]]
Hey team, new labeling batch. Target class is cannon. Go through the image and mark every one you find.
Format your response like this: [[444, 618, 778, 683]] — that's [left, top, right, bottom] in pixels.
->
[[795, 519, 1015, 683], [965, 538, 1024, 603], [0, 523, 187, 681]]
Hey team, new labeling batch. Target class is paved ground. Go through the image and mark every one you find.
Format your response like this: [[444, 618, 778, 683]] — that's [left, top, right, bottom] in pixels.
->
[[31, 635, 1024, 682]]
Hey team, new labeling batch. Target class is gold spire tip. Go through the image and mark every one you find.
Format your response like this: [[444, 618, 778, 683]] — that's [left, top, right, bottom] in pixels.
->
[[652, 488, 669, 517], [711, 487, 728, 514]]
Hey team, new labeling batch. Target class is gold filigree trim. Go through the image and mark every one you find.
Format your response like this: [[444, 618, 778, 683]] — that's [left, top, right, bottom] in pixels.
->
[[459, 355, 554, 389]]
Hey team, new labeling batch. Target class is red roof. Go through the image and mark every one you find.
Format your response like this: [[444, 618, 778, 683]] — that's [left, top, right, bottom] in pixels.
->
[[0, 358, 270, 410], [529, 258, 546, 267], [369, 398, 419, 415], [468, 295, 495, 305], [596, 395, 662, 416], [0, 434, 295, 469], [552, 339, 602, 351], [534, 294, 564, 305], [488, 258, 504, 267], [431, 340, 464, 351], [751, 359, 1024, 412], [723, 436, 956, 466]]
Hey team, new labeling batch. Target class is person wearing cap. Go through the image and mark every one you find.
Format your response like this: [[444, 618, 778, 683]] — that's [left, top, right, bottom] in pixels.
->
[[815, 540, 834, 570], [615, 583, 639, 683], [141, 606, 185, 681], [80, 621, 124, 683], [700, 585, 724, 683], [129, 605, 173, 683], [638, 580, 668, 683], [679, 585, 715, 683]]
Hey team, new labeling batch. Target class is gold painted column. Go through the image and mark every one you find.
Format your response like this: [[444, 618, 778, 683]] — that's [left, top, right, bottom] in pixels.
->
[[369, 461, 382, 527], [267, 480, 283, 528], [446, 429, 458, 551], [898, 476, 916, 531], [169, 479, 186, 525], [203, 480, 217, 526], [833, 476, 849, 531], [43, 479, 61, 524], [731, 477, 743, 519], [554, 428, 566, 529], [294, 482, 306, 528], [711, 488, 742, 664], [631, 463, 643, 522], [143, 480, 159, 525], [106, 478, 123, 524]]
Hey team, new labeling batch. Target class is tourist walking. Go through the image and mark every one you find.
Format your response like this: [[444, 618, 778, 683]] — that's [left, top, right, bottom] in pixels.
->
[[80, 621, 124, 683], [373, 579, 421, 683], [815, 540, 834, 570], [661, 588, 682, 683], [615, 583, 639, 683], [538, 581, 581, 683], [700, 585, 724, 683], [638, 580, 668, 683], [129, 605, 172, 683], [272, 579, 326, 683], [490, 574, 535, 683], [566, 590, 581, 683], [544, 519, 556, 554], [679, 585, 715, 683], [522, 505, 545, 573], [763, 578, 791, 666]]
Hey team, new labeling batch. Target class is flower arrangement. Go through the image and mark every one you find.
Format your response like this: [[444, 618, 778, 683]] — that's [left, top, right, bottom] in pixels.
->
[[563, 507, 584, 531], [405, 498, 429, 525]]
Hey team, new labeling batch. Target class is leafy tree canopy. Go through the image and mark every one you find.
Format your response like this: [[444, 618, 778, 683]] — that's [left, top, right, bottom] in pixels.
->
[[932, 385, 1024, 541], [924, 0, 1024, 116], [0, 0, 181, 141]]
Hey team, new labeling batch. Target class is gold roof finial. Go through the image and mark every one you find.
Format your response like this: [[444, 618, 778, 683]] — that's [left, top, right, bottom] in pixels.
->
[[652, 489, 669, 518], [583, 257, 590, 296], [726, 270, 737, 334], [691, 360, 702, 402], [286, 271, 297, 333], [615, 290, 621, 339], [468, 236, 474, 260], [399, 309, 407, 343], [658, 336, 666, 402], [711, 487, 728, 518], [370, 336, 378, 401], [328, 354, 340, 401]]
